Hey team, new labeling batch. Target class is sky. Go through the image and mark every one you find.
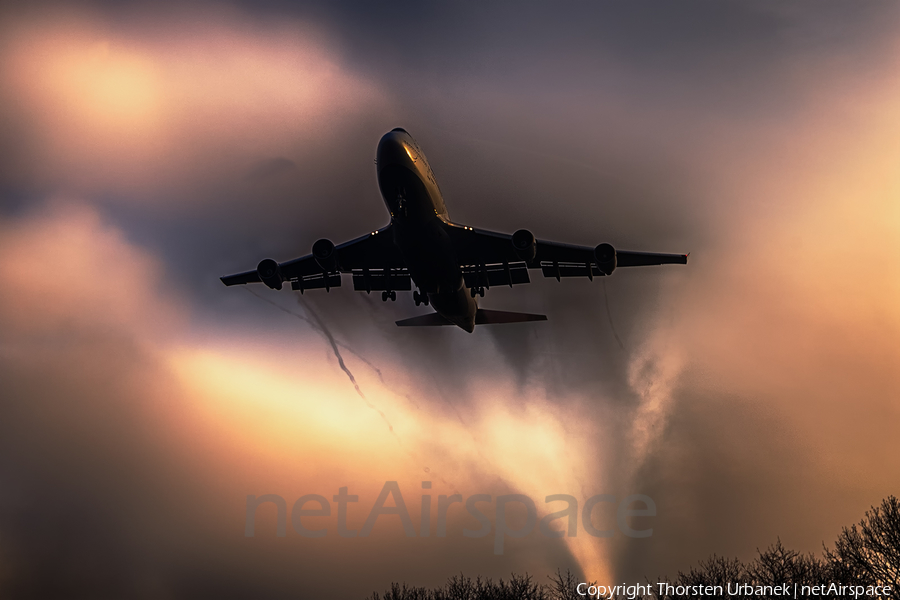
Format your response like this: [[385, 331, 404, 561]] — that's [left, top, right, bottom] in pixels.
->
[[1, 1, 899, 598]]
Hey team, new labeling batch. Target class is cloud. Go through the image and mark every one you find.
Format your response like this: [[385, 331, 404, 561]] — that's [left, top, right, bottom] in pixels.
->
[[0, 202, 602, 596], [2, 1, 900, 597], [0, 201, 184, 342], [0, 5, 388, 201], [609, 63, 900, 580]]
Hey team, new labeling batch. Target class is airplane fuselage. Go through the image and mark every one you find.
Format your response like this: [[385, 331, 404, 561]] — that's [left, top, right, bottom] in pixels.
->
[[376, 128, 478, 332]]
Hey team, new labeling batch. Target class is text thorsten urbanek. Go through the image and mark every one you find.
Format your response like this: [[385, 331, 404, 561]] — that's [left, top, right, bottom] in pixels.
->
[[578, 582, 893, 599], [245, 481, 655, 554]]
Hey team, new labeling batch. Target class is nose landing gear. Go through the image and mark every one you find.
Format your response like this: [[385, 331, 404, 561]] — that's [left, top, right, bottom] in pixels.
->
[[381, 291, 397, 302], [396, 187, 408, 218], [470, 286, 485, 298]]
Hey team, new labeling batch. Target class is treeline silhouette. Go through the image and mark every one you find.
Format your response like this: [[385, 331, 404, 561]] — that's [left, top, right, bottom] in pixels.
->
[[367, 496, 898, 600]]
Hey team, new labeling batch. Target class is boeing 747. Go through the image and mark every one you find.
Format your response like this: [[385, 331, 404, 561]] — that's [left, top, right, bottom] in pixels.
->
[[221, 128, 688, 332]]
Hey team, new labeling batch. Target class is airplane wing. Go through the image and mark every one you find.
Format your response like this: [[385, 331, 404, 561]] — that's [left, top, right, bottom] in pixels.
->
[[222, 221, 687, 292], [221, 224, 408, 292], [442, 221, 687, 285]]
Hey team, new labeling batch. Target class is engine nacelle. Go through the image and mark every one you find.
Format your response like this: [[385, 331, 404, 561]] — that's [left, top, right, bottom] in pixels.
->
[[312, 238, 338, 272], [594, 243, 616, 276], [511, 229, 537, 263], [257, 258, 284, 290]]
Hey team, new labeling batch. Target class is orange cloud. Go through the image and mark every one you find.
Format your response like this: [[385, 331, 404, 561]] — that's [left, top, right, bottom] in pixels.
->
[[0, 202, 184, 341], [1, 9, 388, 195], [0, 202, 616, 584]]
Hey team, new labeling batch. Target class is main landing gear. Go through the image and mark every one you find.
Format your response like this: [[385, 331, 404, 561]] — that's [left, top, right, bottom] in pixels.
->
[[470, 286, 485, 298], [413, 290, 430, 306], [381, 291, 397, 302]]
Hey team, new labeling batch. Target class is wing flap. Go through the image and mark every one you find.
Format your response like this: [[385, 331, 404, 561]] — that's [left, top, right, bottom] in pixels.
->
[[352, 269, 412, 292], [540, 262, 602, 279], [462, 262, 530, 288], [291, 272, 341, 291]]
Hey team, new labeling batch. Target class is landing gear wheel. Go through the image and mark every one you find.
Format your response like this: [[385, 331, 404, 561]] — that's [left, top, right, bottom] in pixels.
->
[[381, 291, 388, 302], [479, 287, 485, 297], [390, 291, 397, 301], [414, 291, 422, 306]]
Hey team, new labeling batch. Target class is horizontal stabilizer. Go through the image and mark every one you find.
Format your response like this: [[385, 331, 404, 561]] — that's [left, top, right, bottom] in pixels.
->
[[395, 313, 454, 327], [396, 309, 547, 327], [475, 309, 547, 324]]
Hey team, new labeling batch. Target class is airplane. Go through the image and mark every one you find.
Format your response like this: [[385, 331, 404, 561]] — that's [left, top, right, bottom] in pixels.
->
[[221, 128, 688, 332]]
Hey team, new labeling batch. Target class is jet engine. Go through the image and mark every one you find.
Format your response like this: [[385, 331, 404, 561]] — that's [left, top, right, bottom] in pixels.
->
[[257, 258, 284, 290], [312, 238, 338, 272], [594, 243, 616, 275], [511, 229, 537, 263]]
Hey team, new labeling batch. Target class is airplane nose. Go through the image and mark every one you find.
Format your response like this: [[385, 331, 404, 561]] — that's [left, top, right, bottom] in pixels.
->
[[376, 129, 416, 171]]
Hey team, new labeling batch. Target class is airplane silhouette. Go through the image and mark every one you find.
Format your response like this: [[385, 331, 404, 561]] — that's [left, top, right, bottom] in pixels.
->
[[222, 128, 688, 332]]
